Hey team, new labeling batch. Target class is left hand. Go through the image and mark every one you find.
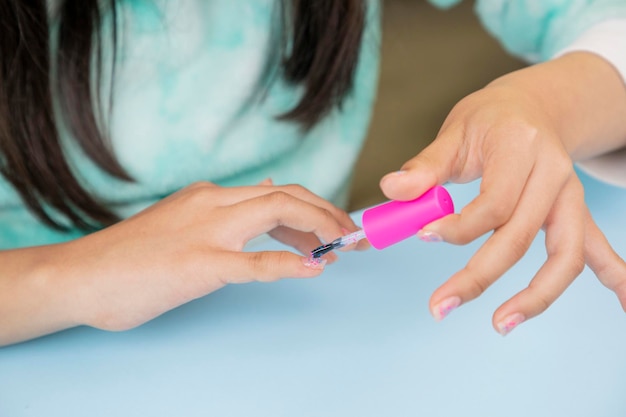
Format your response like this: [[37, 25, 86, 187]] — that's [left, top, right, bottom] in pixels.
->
[[380, 53, 626, 335]]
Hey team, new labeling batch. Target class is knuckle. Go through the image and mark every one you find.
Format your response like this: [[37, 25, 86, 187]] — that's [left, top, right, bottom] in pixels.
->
[[526, 284, 553, 314], [247, 252, 271, 277], [549, 240, 585, 277], [317, 207, 335, 225], [448, 220, 486, 245], [402, 156, 440, 183], [247, 252, 284, 282], [183, 181, 216, 205], [567, 252, 586, 277], [517, 124, 540, 147], [495, 120, 540, 151], [265, 190, 294, 207], [507, 229, 535, 260], [451, 229, 475, 245], [487, 205, 512, 226], [187, 181, 214, 191], [467, 276, 489, 298], [452, 204, 511, 245], [281, 183, 307, 196], [463, 265, 491, 298]]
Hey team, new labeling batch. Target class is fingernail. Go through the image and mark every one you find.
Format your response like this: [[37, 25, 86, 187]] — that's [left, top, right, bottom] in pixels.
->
[[431, 296, 462, 321], [384, 170, 406, 179], [417, 229, 443, 243], [381, 170, 406, 184], [302, 256, 327, 270], [496, 313, 526, 336]]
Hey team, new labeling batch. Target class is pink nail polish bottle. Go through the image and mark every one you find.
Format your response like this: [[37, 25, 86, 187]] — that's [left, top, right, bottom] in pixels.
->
[[362, 185, 454, 249]]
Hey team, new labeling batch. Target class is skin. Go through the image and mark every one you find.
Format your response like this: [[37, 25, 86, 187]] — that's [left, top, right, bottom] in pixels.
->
[[0, 182, 367, 346], [380, 52, 626, 334]]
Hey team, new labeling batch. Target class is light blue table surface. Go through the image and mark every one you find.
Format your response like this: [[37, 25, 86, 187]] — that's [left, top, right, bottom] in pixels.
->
[[2, 170, 625, 417]]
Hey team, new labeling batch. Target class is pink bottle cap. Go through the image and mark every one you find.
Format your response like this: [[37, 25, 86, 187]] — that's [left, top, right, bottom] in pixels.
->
[[361, 185, 454, 250]]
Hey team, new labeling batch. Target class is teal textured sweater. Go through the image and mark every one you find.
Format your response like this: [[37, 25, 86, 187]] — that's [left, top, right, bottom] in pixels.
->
[[2, 0, 625, 248]]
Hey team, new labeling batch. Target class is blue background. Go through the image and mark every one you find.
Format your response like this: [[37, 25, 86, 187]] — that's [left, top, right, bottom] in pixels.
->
[[2, 171, 625, 416]]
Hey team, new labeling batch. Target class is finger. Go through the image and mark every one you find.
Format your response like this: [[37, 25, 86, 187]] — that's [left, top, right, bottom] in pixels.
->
[[277, 185, 361, 234], [214, 250, 327, 285], [379, 136, 460, 201], [429, 157, 570, 320], [583, 207, 626, 311], [268, 226, 339, 263], [355, 238, 371, 252], [215, 191, 348, 250], [257, 178, 274, 186], [422, 134, 536, 244], [491, 176, 585, 335], [205, 183, 361, 235]]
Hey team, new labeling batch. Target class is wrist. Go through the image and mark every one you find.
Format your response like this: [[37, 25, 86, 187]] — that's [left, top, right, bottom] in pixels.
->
[[0, 244, 86, 346], [488, 52, 626, 160]]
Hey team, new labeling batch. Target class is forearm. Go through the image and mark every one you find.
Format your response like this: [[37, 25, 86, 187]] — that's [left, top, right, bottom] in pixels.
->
[[487, 51, 626, 160], [0, 244, 83, 346]]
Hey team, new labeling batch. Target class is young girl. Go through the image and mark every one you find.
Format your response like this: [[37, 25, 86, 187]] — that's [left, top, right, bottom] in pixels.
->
[[1, 0, 625, 345], [0, 0, 377, 345]]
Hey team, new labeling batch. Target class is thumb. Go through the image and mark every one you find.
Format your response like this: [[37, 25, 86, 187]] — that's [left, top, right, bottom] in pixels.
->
[[583, 208, 626, 311], [216, 250, 326, 285], [379, 136, 460, 201]]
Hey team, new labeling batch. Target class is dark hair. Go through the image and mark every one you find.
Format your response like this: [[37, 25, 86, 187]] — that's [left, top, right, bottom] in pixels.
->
[[0, 0, 365, 230]]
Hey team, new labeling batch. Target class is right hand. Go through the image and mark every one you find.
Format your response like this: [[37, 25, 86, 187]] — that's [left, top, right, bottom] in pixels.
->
[[4, 182, 365, 344]]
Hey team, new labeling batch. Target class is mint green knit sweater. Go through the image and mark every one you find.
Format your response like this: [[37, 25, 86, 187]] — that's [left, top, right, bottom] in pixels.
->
[[1, 0, 624, 248]]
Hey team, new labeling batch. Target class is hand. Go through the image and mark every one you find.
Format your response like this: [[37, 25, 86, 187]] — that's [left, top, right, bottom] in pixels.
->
[[380, 53, 626, 335], [1, 182, 366, 344], [256, 178, 368, 264]]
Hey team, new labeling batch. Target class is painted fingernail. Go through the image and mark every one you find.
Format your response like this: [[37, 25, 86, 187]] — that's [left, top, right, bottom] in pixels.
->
[[382, 170, 406, 182], [417, 229, 443, 243], [302, 256, 327, 270], [496, 313, 526, 336], [431, 296, 462, 321]]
